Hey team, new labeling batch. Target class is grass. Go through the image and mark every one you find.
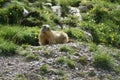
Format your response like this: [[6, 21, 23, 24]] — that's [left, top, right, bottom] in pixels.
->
[[88, 43, 98, 52], [14, 74, 27, 80], [78, 56, 87, 65], [93, 51, 114, 70], [60, 45, 76, 54], [66, 59, 75, 69], [0, 25, 39, 46], [25, 53, 39, 61], [0, 0, 120, 48], [56, 56, 75, 69], [56, 70, 65, 76], [0, 38, 18, 56], [39, 64, 49, 75], [56, 56, 65, 64]]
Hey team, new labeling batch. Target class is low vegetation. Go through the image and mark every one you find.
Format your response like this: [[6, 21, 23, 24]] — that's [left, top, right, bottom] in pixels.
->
[[14, 74, 27, 80], [56, 56, 75, 69], [93, 51, 114, 70], [39, 64, 49, 75], [0, 0, 120, 79], [60, 45, 76, 54]]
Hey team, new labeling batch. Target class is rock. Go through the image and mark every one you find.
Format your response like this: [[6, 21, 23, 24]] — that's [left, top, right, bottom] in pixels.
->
[[83, 31, 93, 41], [23, 8, 29, 17], [44, 3, 52, 7], [117, 5, 120, 9], [69, 7, 82, 21], [51, 5, 61, 17], [78, 6, 88, 12]]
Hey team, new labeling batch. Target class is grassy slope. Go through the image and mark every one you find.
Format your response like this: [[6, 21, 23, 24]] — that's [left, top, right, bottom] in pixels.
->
[[0, 0, 120, 79]]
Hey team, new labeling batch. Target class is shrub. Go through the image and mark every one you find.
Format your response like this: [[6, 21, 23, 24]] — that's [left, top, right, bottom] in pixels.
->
[[65, 28, 90, 42], [62, 15, 79, 27], [93, 51, 114, 70], [0, 4, 24, 24], [88, 43, 98, 52], [0, 0, 11, 8], [21, 11, 44, 26], [55, 0, 80, 7], [21, 17, 41, 27], [0, 8, 9, 24]]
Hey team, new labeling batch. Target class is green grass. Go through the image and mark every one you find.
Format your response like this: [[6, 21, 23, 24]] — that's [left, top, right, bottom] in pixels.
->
[[0, 38, 18, 56], [88, 43, 98, 52], [93, 51, 114, 70], [14, 74, 27, 80], [39, 64, 49, 75], [25, 53, 39, 61], [65, 28, 91, 42], [66, 59, 75, 69], [78, 56, 87, 65], [56, 57, 75, 69], [56, 56, 65, 64], [0, 25, 39, 46], [60, 45, 76, 54], [56, 70, 65, 76]]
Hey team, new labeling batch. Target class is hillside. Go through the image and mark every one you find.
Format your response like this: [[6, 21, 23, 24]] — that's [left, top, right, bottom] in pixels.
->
[[0, 0, 120, 80]]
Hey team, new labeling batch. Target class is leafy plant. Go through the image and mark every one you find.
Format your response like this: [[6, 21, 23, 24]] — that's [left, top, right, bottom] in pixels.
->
[[65, 28, 89, 42]]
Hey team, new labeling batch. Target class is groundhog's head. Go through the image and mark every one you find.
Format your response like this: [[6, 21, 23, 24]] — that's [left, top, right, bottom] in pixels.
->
[[41, 24, 51, 33]]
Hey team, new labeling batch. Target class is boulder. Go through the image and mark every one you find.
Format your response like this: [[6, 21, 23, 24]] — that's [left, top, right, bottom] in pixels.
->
[[69, 7, 82, 21], [51, 5, 61, 17]]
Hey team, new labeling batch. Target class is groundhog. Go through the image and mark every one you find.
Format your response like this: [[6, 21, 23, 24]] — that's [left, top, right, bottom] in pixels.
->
[[38, 25, 69, 45]]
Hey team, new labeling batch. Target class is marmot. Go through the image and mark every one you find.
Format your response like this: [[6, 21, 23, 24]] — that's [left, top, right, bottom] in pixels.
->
[[38, 25, 69, 45]]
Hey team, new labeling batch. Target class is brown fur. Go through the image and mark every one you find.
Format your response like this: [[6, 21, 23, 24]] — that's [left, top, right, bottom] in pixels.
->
[[38, 25, 69, 45]]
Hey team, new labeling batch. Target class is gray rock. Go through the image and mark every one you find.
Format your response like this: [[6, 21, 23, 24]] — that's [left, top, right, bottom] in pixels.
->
[[83, 31, 93, 41], [23, 8, 29, 17], [51, 5, 61, 17], [69, 7, 82, 21], [44, 3, 52, 7], [78, 6, 88, 12]]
